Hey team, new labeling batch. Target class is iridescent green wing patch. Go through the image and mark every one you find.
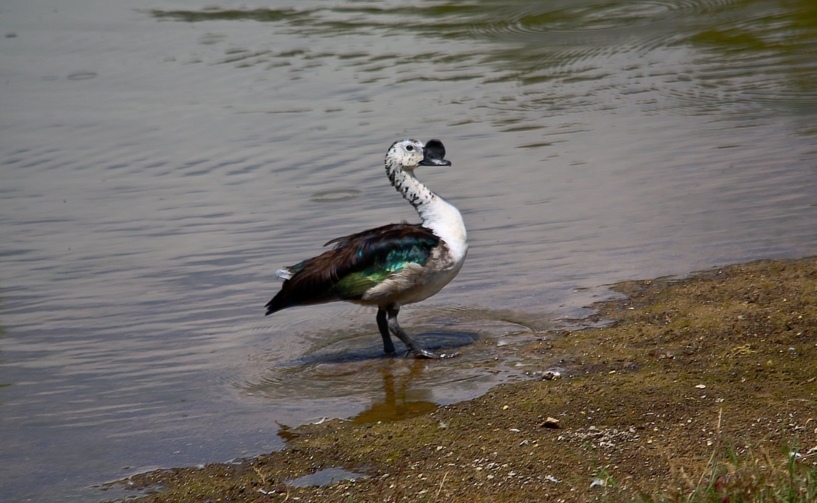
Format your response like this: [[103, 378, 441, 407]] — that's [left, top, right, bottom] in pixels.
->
[[329, 225, 439, 300]]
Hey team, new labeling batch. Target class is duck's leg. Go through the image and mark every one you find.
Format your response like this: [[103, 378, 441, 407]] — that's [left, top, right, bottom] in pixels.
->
[[385, 304, 439, 359], [376, 308, 396, 355]]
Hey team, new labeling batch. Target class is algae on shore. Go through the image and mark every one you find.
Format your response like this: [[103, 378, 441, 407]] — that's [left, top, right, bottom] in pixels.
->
[[123, 257, 817, 502]]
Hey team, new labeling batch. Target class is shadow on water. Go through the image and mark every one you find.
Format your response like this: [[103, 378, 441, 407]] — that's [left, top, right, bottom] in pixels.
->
[[257, 305, 567, 432], [241, 307, 556, 418], [284, 330, 478, 365], [244, 333, 487, 403]]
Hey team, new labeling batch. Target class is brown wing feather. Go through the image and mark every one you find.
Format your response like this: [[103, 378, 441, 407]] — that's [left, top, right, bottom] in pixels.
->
[[265, 223, 439, 314], [323, 222, 408, 248]]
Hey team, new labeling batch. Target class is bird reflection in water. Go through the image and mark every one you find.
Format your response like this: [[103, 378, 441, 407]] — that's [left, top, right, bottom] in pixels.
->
[[352, 360, 437, 425]]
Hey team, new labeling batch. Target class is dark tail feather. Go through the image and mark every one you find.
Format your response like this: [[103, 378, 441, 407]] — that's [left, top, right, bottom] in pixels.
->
[[265, 277, 336, 316], [264, 294, 288, 316]]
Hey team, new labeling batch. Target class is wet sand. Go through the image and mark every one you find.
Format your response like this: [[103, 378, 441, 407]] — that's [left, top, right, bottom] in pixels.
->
[[119, 256, 817, 502]]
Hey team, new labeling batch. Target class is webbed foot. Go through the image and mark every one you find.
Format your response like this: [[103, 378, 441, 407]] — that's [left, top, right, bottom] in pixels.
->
[[404, 348, 460, 359], [405, 348, 440, 359], [385, 304, 459, 360]]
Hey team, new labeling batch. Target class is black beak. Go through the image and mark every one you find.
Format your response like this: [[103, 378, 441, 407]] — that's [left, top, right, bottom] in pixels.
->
[[418, 139, 452, 166]]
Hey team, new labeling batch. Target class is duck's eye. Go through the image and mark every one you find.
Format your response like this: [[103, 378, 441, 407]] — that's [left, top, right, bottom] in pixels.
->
[[405, 145, 414, 151]]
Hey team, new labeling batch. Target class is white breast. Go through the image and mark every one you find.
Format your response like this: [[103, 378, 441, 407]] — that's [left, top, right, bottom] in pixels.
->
[[419, 194, 468, 265]]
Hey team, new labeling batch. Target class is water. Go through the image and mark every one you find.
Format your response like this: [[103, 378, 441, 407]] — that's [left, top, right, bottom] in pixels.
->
[[287, 468, 367, 488], [2, 0, 817, 501]]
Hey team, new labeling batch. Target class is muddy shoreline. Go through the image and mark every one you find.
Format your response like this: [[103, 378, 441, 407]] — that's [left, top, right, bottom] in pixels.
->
[[120, 257, 817, 502]]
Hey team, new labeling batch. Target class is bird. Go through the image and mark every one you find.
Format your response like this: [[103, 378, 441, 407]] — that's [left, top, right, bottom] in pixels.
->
[[265, 139, 467, 359]]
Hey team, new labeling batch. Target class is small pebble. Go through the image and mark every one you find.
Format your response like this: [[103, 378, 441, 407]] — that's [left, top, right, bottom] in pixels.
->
[[542, 370, 562, 380]]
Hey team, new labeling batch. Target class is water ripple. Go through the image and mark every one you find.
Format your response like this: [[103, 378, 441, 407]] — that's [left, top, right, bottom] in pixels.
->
[[467, 0, 745, 38], [4, 0, 817, 500]]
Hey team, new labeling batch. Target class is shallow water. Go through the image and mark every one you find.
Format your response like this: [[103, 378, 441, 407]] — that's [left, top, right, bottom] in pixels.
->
[[2, 0, 817, 501], [286, 467, 368, 488]]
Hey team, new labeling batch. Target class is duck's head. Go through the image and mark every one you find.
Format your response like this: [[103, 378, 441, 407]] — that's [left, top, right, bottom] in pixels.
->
[[387, 139, 452, 171]]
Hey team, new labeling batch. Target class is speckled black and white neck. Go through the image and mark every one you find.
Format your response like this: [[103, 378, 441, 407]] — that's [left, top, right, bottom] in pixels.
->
[[385, 139, 468, 265]]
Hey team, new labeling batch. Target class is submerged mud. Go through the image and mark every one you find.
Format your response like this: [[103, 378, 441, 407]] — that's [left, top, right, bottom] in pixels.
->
[[121, 257, 817, 502]]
